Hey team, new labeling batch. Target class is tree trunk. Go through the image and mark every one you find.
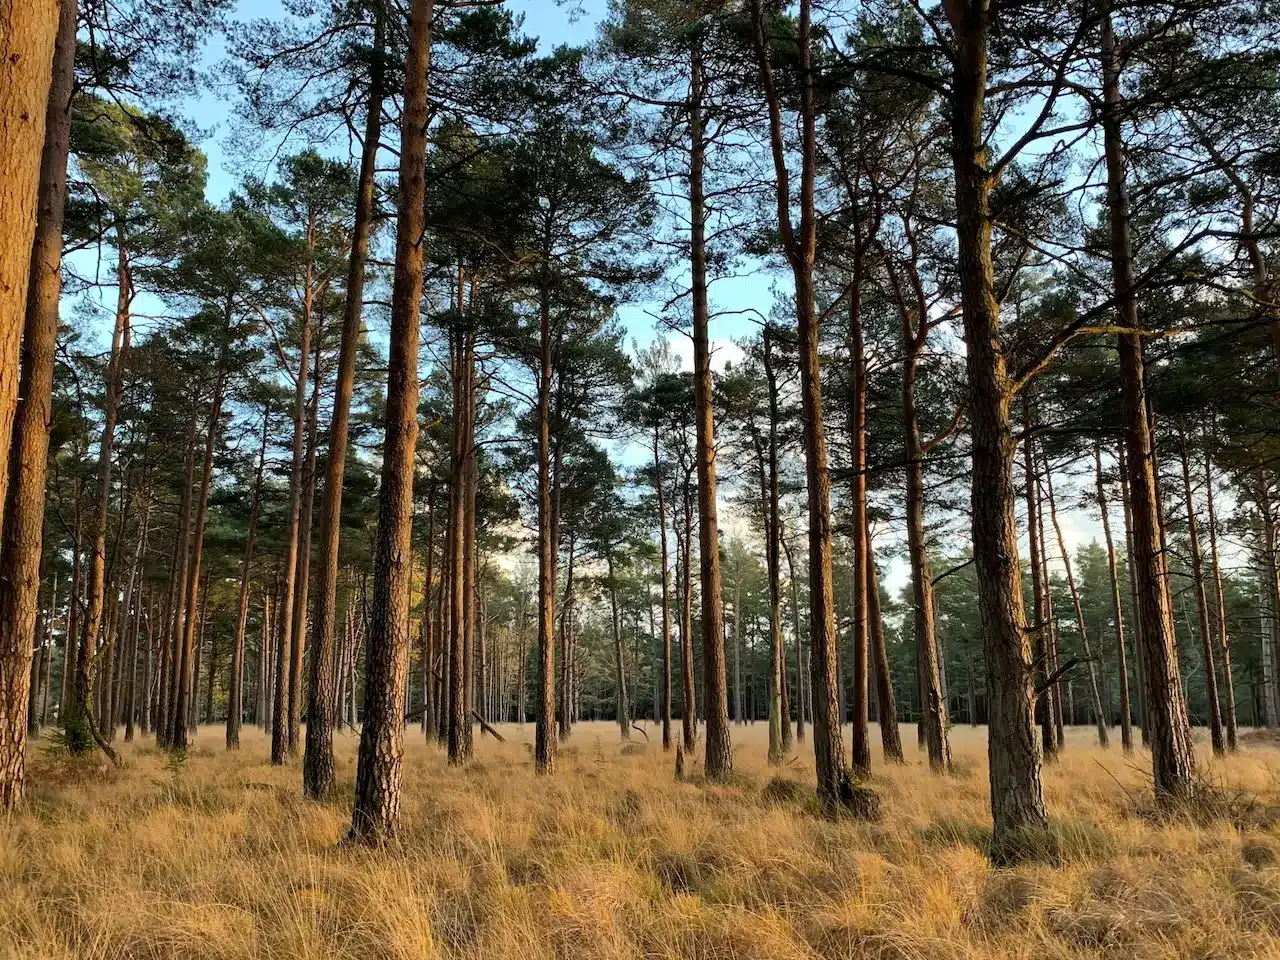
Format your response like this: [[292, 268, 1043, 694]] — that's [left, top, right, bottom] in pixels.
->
[[421, 488, 436, 739], [1259, 484, 1280, 730], [158, 423, 195, 748], [782, 525, 805, 743], [752, 0, 850, 810], [1204, 448, 1237, 750], [304, 8, 383, 796], [1101, 6, 1196, 803], [607, 551, 629, 739], [461, 347, 478, 759], [273, 246, 312, 766], [348, 0, 432, 845], [652, 426, 673, 751], [534, 277, 558, 773], [0, 0, 71, 809], [1023, 417, 1058, 760], [171, 338, 229, 752], [942, 0, 1045, 855], [866, 521, 903, 762], [259, 593, 272, 731], [289, 334, 321, 754], [1094, 443, 1133, 753], [76, 231, 132, 741], [679, 466, 696, 752], [847, 258, 871, 777], [732, 575, 742, 724], [228, 407, 268, 750], [759, 327, 785, 763], [1044, 454, 1109, 747], [896, 273, 951, 772], [1177, 435, 1224, 755], [688, 38, 732, 781], [1118, 445, 1149, 743], [0, 0, 59, 545]]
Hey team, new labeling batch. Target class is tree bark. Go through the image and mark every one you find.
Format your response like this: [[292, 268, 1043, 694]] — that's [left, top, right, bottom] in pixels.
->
[[1101, 6, 1196, 804], [652, 425, 673, 751], [77, 235, 134, 750], [461, 345, 478, 758], [0, 0, 59, 543], [757, 327, 786, 763], [228, 407, 268, 749], [1094, 443, 1133, 753], [171, 330, 229, 751], [866, 520, 903, 762], [273, 240, 312, 765], [752, 0, 851, 810], [0, 0, 71, 809], [891, 264, 951, 772], [421, 487, 436, 739], [304, 7, 383, 796], [942, 0, 1045, 855], [782, 525, 805, 743], [289, 334, 321, 753], [1118, 445, 1149, 743], [158, 422, 195, 748], [687, 36, 731, 780], [607, 551, 629, 739], [847, 260, 871, 777], [1203, 448, 1237, 750], [1177, 435, 1224, 756], [1023, 417, 1058, 760], [349, 0, 433, 844], [1043, 454, 1109, 747], [678, 462, 696, 752]]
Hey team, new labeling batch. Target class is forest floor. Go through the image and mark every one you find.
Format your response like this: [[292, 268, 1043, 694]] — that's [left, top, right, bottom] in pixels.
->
[[5, 722, 1280, 960]]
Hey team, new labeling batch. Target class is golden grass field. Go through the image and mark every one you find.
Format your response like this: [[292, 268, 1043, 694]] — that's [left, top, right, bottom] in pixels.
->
[[5, 721, 1280, 960]]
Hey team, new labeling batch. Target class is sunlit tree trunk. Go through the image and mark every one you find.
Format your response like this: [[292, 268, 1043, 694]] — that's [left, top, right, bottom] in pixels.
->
[[534, 272, 557, 773], [0, 0, 59, 535], [652, 425, 673, 751], [0, 0, 70, 807], [847, 259, 871, 777], [348, 0, 432, 845], [304, 7, 383, 795], [889, 264, 951, 772], [607, 551, 629, 739]]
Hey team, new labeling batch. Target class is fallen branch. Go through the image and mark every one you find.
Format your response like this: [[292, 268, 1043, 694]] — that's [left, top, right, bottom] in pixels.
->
[[86, 707, 122, 768], [472, 711, 505, 742], [630, 722, 650, 742]]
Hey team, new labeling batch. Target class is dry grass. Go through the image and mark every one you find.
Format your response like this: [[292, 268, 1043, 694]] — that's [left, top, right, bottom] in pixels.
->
[[5, 722, 1280, 960]]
